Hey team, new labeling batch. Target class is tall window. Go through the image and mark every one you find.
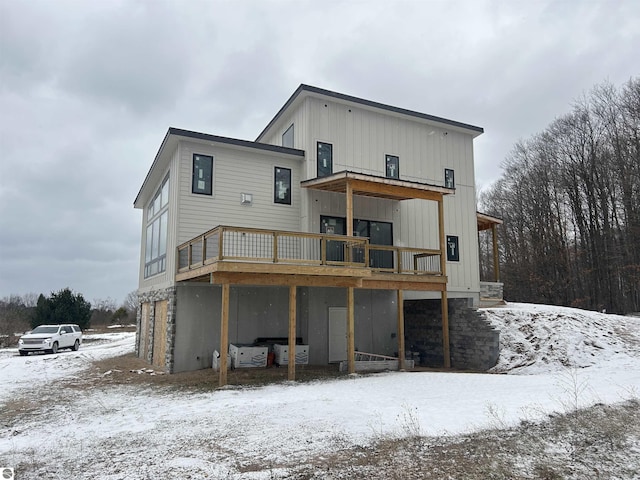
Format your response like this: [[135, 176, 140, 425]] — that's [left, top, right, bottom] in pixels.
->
[[444, 168, 455, 189], [145, 175, 169, 278], [282, 124, 294, 148], [274, 167, 291, 205], [317, 142, 333, 178], [385, 155, 399, 179], [192, 154, 213, 195]]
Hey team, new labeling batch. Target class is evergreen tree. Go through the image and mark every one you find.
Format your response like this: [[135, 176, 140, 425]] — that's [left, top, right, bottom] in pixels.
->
[[31, 288, 92, 329]]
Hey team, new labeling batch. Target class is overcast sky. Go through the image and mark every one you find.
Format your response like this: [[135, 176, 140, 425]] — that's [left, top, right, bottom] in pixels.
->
[[0, 0, 638, 305]]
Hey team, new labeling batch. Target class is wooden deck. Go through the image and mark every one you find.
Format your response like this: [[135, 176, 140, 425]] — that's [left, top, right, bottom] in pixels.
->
[[176, 225, 446, 291]]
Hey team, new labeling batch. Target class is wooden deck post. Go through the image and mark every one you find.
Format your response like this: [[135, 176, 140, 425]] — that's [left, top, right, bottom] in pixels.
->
[[441, 290, 450, 368], [438, 198, 446, 277], [438, 197, 451, 368], [219, 283, 230, 386], [347, 286, 355, 374], [288, 285, 297, 381], [492, 224, 500, 282], [346, 181, 353, 237], [397, 289, 405, 370]]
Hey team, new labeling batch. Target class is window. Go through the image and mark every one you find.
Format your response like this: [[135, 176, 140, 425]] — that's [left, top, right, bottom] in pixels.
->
[[446, 235, 459, 262], [445, 168, 455, 189], [317, 142, 333, 178], [385, 155, 399, 179], [145, 175, 169, 278], [192, 154, 213, 195], [282, 124, 294, 148], [274, 167, 291, 205]]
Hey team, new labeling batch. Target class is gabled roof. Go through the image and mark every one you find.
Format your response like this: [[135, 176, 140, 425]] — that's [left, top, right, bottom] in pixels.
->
[[134, 127, 304, 208], [256, 84, 484, 142]]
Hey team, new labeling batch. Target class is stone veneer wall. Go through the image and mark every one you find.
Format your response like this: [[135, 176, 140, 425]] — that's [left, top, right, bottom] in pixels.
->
[[135, 287, 177, 373], [480, 281, 504, 299], [404, 298, 499, 371]]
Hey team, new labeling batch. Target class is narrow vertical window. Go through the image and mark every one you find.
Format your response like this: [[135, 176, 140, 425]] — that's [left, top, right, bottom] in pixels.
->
[[317, 142, 333, 178], [192, 154, 213, 195], [446, 235, 459, 262], [274, 167, 292, 205], [385, 155, 399, 179], [145, 175, 169, 278], [444, 168, 455, 189], [282, 124, 294, 148]]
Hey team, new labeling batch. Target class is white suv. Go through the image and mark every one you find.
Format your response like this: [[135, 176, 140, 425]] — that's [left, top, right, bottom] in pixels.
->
[[18, 324, 83, 355]]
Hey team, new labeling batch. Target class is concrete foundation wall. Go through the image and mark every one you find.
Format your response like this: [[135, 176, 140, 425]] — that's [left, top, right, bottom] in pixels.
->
[[404, 298, 499, 370], [173, 284, 299, 373], [300, 288, 398, 364], [139, 286, 498, 373], [172, 284, 399, 372]]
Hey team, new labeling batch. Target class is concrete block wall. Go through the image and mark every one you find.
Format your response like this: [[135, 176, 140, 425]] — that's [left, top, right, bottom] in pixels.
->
[[404, 298, 499, 370]]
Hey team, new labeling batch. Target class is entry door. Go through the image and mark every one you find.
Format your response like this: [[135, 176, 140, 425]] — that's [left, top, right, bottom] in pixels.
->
[[328, 307, 347, 362]]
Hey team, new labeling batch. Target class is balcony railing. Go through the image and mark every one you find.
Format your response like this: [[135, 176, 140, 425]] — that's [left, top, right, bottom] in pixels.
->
[[177, 225, 442, 276]]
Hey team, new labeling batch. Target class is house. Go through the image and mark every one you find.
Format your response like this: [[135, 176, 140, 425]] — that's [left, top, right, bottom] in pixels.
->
[[133, 84, 503, 384]]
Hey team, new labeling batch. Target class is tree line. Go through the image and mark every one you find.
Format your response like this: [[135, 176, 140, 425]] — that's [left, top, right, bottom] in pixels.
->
[[0, 288, 138, 346], [480, 78, 639, 314]]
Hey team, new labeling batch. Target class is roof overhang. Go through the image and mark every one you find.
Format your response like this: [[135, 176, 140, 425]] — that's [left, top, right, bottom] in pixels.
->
[[477, 212, 504, 231], [257, 84, 484, 142], [301, 171, 453, 201], [134, 128, 305, 209]]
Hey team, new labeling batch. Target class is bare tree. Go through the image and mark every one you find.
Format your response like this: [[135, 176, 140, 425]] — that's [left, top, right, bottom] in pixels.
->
[[480, 78, 640, 314]]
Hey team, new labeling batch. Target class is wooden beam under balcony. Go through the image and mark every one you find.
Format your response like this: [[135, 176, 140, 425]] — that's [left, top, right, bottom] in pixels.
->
[[301, 171, 453, 201], [362, 273, 447, 291], [176, 261, 371, 283], [210, 272, 364, 288]]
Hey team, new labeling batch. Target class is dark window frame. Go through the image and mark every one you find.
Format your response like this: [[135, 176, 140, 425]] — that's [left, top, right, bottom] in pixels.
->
[[446, 235, 460, 262], [282, 124, 294, 148], [192, 154, 213, 195], [444, 168, 455, 189], [274, 166, 292, 205], [145, 174, 170, 278], [385, 154, 399, 179], [317, 142, 333, 178], [320, 215, 393, 268]]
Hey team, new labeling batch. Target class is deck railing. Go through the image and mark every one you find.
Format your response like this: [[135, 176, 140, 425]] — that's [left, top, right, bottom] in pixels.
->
[[177, 225, 442, 275]]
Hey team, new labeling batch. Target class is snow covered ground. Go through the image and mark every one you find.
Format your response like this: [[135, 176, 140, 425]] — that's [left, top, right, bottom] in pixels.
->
[[1, 304, 639, 479]]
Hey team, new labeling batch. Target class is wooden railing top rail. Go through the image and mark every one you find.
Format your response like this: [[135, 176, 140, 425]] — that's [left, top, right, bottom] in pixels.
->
[[176, 225, 369, 252]]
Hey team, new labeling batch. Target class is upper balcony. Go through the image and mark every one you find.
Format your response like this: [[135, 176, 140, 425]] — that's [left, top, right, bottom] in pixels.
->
[[176, 225, 446, 291]]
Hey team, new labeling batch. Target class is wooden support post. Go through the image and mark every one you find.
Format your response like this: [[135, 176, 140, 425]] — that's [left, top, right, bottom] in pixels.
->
[[397, 289, 405, 370], [441, 290, 450, 368], [347, 287, 355, 374], [346, 181, 354, 237], [438, 198, 446, 277], [437, 196, 450, 368], [219, 283, 230, 386], [288, 286, 297, 381], [346, 181, 354, 263], [218, 227, 224, 260], [492, 224, 500, 282]]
